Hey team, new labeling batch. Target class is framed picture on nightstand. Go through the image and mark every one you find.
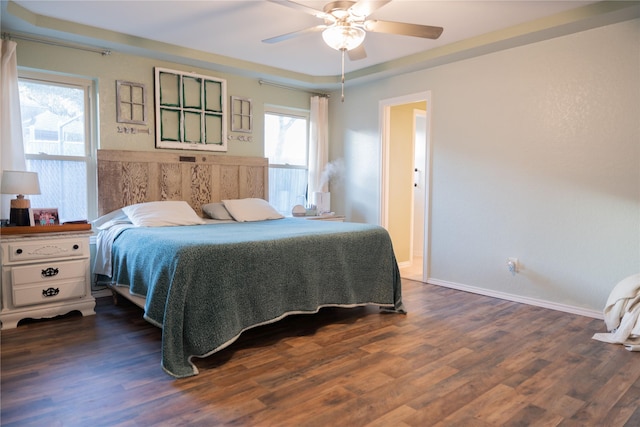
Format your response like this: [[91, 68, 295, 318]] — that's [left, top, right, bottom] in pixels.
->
[[32, 208, 59, 226]]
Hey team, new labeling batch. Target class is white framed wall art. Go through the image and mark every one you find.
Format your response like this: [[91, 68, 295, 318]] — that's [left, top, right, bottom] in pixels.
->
[[154, 67, 227, 152]]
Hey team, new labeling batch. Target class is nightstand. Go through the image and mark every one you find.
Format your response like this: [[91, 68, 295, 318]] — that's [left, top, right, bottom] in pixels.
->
[[0, 228, 96, 329]]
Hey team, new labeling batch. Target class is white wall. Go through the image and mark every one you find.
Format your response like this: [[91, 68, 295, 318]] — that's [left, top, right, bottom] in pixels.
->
[[329, 19, 640, 313]]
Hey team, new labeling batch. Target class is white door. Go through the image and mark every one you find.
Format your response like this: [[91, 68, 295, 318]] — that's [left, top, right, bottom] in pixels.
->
[[380, 91, 432, 282], [413, 110, 427, 261]]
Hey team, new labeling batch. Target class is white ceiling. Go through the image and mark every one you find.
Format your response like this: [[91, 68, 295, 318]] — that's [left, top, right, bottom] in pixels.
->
[[2, 0, 636, 88]]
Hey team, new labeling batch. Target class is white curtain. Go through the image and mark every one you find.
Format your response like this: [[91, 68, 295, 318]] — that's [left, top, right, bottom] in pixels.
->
[[1, 39, 27, 218], [308, 95, 329, 195]]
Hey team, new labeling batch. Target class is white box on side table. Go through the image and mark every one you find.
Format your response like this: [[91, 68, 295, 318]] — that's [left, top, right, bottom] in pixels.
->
[[0, 230, 96, 329], [303, 215, 345, 222]]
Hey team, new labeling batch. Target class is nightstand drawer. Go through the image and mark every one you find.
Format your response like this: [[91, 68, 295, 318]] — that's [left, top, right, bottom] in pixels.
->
[[7, 239, 87, 263], [12, 278, 86, 307], [11, 259, 87, 286]]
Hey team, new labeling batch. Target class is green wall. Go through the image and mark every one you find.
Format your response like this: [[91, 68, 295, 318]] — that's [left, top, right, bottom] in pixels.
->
[[15, 39, 311, 157]]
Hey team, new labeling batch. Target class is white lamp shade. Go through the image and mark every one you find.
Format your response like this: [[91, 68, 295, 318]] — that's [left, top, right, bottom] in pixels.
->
[[1, 170, 41, 195], [322, 25, 366, 51]]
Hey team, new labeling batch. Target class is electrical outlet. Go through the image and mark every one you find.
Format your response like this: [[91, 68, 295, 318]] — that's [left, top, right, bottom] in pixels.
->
[[507, 257, 519, 275]]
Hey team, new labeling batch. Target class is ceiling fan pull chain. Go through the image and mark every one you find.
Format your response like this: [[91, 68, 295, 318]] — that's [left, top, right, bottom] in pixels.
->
[[341, 48, 345, 102]]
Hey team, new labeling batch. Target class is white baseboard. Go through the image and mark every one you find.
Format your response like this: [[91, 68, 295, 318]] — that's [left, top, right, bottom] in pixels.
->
[[427, 278, 604, 320], [90, 275, 603, 319]]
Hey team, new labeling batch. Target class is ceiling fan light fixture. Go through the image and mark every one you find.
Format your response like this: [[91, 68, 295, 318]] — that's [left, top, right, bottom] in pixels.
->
[[322, 25, 365, 51]]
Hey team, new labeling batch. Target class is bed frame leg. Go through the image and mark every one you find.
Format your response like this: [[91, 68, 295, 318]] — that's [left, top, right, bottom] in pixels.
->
[[106, 283, 119, 305]]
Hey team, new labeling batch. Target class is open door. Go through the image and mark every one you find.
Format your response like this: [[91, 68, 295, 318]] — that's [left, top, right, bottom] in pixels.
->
[[380, 91, 432, 282]]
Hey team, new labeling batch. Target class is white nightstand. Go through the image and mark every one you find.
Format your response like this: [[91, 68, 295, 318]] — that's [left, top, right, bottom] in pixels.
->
[[0, 227, 96, 329]]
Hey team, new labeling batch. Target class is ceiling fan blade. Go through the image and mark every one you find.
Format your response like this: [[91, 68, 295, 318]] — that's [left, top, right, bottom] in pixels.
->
[[349, 0, 391, 17], [266, 0, 326, 18], [347, 44, 367, 61], [262, 25, 327, 44], [365, 20, 443, 39]]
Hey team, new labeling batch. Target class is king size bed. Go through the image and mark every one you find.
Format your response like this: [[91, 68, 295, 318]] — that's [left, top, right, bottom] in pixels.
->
[[95, 150, 405, 378]]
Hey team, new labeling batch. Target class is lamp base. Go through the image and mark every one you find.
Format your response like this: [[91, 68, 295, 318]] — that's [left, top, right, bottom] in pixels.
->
[[9, 208, 30, 226], [9, 198, 31, 226]]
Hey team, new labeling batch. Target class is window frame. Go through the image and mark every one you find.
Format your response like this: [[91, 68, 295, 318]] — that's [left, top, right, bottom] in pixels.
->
[[18, 69, 98, 221], [264, 105, 310, 214], [154, 66, 227, 151], [264, 105, 310, 168]]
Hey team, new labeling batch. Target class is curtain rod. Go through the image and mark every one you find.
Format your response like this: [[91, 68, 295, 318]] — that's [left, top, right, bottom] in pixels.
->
[[258, 79, 329, 98], [2, 32, 112, 56]]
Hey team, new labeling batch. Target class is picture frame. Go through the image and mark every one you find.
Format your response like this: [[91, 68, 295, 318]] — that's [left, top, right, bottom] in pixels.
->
[[32, 208, 60, 226], [230, 96, 252, 133], [154, 67, 228, 152], [116, 80, 147, 125]]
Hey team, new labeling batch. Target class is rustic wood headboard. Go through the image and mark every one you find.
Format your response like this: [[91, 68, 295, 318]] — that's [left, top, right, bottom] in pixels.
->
[[97, 150, 268, 216]]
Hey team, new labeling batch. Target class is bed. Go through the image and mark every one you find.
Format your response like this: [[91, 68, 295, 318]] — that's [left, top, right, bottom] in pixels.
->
[[95, 150, 405, 378]]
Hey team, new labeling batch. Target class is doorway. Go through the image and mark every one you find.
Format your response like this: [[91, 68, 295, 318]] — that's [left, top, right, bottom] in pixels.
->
[[379, 91, 432, 282]]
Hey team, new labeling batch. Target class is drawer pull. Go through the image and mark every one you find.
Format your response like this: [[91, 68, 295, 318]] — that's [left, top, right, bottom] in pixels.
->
[[41, 267, 59, 278], [73, 244, 79, 250], [16, 248, 23, 254], [42, 287, 60, 298]]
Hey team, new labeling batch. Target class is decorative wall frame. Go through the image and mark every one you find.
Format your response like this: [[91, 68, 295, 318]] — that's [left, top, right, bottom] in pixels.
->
[[116, 80, 147, 125], [154, 67, 227, 152], [231, 96, 252, 133]]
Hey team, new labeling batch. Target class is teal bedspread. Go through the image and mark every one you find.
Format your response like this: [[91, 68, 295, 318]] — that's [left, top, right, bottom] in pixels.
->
[[110, 218, 404, 378]]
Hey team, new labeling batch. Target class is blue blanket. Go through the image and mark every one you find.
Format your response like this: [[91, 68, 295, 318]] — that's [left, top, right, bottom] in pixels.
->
[[111, 218, 404, 377]]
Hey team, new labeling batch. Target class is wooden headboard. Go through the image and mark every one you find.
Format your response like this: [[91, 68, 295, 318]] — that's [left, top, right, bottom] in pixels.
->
[[97, 150, 268, 216]]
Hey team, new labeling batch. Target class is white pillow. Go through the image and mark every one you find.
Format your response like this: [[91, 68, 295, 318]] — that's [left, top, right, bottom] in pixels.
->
[[202, 202, 234, 220], [92, 208, 131, 230], [222, 198, 284, 222], [122, 201, 206, 227]]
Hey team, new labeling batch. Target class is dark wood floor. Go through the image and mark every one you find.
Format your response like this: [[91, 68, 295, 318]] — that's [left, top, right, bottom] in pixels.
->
[[2, 280, 639, 427]]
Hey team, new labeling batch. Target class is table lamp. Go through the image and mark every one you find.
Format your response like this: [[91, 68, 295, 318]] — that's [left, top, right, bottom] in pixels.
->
[[1, 170, 41, 226]]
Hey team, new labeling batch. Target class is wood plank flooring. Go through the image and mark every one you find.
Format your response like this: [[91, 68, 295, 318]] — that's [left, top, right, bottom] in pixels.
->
[[2, 280, 639, 426]]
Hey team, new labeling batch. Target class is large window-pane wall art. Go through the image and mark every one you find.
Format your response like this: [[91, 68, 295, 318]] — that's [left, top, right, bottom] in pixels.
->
[[154, 67, 227, 152]]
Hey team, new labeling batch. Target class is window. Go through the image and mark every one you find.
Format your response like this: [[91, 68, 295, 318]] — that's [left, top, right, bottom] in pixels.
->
[[18, 71, 97, 222], [264, 106, 309, 215]]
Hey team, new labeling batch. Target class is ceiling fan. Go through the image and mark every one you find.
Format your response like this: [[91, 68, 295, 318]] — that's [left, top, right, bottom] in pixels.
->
[[263, 0, 444, 61], [263, 0, 443, 100]]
